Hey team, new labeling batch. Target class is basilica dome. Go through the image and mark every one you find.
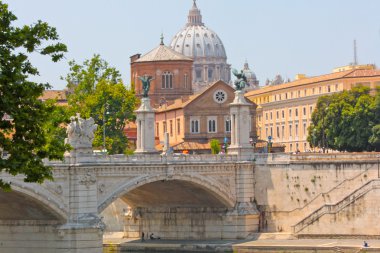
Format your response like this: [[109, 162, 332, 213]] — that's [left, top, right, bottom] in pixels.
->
[[170, 0, 231, 92]]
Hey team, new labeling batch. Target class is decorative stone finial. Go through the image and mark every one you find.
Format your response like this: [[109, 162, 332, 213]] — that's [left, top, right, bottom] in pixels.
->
[[65, 114, 98, 155]]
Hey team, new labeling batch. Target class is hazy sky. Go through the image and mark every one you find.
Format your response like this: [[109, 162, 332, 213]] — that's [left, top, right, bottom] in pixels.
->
[[5, 0, 380, 90]]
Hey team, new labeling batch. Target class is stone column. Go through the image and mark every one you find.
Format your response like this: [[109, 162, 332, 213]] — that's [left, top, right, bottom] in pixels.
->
[[135, 97, 157, 154], [228, 90, 253, 158]]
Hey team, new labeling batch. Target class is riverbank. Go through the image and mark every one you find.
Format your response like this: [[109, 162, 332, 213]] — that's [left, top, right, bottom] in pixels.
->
[[103, 235, 380, 252]]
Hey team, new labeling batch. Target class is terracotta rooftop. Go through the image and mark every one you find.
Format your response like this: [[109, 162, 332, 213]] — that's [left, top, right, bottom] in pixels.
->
[[40, 90, 67, 101], [245, 68, 380, 97], [156, 141, 211, 152], [134, 44, 193, 63]]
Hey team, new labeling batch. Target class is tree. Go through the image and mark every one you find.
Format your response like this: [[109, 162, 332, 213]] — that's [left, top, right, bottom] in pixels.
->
[[0, 2, 67, 190], [308, 86, 377, 152], [64, 55, 137, 154], [369, 87, 380, 150], [210, 139, 221, 154]]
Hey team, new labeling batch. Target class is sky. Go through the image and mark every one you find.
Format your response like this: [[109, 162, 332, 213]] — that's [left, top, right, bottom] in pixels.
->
[[5, 0, 380, 90]]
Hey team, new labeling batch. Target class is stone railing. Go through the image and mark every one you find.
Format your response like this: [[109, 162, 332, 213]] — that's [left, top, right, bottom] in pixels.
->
[[292, 179, 380, 234], [45, 153, 244, 165]]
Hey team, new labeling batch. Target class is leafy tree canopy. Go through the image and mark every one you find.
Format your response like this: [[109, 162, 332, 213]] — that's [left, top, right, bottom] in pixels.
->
[[64, 55, 137, 154], [0, 2, 67, 190], [308, 86, 379, 152], [210, 139, 221, 154]]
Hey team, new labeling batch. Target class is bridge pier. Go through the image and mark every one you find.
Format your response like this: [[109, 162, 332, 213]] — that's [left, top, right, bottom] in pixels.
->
[[52, 164, 104, 253]]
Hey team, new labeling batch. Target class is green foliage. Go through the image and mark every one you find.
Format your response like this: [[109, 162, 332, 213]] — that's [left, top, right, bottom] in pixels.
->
[[369, 87, 380, 150], [0, 2, 67, 189], [64, 55, 137, 154], [308, 86, 379, 152], [210, 139, 221, 154]]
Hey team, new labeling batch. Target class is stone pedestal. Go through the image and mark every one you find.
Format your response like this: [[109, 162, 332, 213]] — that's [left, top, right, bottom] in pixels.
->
[[228, 90, 253, 157], [135, 98, 157, 154]]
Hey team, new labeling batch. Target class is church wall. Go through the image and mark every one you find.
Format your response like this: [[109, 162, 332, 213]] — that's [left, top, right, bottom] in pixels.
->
[[131, 60, 193, 107]]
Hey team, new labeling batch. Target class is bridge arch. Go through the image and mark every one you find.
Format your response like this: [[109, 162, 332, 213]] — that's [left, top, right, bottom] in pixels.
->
[[98, 172, 235, 213], [1, 180, 68, 222]]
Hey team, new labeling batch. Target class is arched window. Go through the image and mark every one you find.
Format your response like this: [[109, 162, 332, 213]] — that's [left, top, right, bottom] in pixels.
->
[[162, 71, 173, 89]]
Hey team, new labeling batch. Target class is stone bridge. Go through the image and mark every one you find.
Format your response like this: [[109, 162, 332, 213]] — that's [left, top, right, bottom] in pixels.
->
[[0, 154, 258, 253]]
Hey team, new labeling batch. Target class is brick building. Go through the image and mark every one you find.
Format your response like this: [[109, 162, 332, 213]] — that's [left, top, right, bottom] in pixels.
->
[[130, 37, 193, 107]]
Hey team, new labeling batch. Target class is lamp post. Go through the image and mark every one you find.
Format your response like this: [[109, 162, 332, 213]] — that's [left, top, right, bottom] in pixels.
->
[[103, 102, 109, 153]]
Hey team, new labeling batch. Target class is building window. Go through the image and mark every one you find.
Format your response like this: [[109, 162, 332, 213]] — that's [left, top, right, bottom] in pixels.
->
[[303, 107, 306, 116], [295, 124, 298, 137], [156, 123, 159, 136], [276, 111, 279, 119], [282, 110, 284, 118], [319, 87, 322, 93], [270, 112, 273, 120], [270, 127, 273, 137], [190, 118, 199, 133], [225, 118, 231, 132], [285, 93, 288, 99], [266, 113, 268, 120], [208, 117, 217, 133], [298, 90, 301, 97], [328, 85, 331, 92], [276, 126, 280, 138], [290, 143, 293, 152], [304, 89, 307, 96], [289, 125, 292, 137], [266, 127, 268, 137], [162, 71, 173, 89], [196, 69, 202, 81], [289, 109, 292, 118], [310, 106, 313, 114], [282, 125, 285, 138], [208, 69, 213, 80], [312, 88, 315, 94], [177, 119, 181, 135], [304, 142, 307, 151], [169, 120, 173, 136], [184, 74, 188, 88], [295, 108, 298, 117], [163, 122, 167, 133]]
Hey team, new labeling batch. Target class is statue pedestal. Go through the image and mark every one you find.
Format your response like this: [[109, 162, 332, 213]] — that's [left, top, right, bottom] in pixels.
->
[[135, 98, 158, 154], [228, 90, 253, 158]]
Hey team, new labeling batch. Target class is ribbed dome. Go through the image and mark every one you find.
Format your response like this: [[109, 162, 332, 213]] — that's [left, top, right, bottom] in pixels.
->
[[170, 1, 227, 60], [169, 0, 231, 92], [170, 25, 227, 60]]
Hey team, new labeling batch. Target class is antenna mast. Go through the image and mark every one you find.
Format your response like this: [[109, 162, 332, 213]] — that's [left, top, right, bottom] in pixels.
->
[[353, 39, 358, 66]]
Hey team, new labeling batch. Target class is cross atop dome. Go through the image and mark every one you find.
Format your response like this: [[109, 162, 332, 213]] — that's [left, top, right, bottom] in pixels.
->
[[187, 0, 203, 26], [160, 33, 164, 45]]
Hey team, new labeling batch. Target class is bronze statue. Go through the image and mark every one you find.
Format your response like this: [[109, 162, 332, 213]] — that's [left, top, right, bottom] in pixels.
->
[[232, 68, 247, 91], [138, 75, 155, 98]]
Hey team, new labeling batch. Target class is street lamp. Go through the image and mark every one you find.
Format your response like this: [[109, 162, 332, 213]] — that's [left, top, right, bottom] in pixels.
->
[[103, 102, 109, 153]]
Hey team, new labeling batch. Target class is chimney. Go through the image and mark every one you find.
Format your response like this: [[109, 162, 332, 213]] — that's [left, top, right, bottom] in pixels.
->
[[130, 54, 141, 63]]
